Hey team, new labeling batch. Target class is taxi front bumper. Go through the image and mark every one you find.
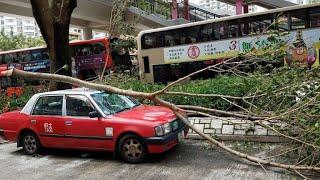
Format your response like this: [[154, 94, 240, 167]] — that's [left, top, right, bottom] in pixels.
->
[[145, 125, 188, 153]]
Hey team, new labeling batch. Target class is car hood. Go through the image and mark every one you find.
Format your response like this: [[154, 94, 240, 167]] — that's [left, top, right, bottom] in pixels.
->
[[113, 105, 176, 123]]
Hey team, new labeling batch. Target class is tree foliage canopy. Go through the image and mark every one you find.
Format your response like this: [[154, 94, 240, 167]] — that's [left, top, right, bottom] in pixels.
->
[[0, 31, 45, 51]]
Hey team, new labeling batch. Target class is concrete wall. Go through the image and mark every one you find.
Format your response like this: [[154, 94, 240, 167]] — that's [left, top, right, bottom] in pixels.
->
[[187, 117, 286, 142]]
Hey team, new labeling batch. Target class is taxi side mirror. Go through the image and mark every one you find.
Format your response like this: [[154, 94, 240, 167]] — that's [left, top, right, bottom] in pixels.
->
[[89, 111, 101, 118]]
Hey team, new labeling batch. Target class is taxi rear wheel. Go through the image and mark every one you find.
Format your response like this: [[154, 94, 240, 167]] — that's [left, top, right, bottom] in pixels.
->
[[118, 134, 147, 163], [22, 132, 41, 155]]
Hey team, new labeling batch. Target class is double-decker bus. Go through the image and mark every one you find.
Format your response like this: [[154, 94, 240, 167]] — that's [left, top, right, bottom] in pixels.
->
[[0, 38, 114, 92], [137, 3, 320, 83]]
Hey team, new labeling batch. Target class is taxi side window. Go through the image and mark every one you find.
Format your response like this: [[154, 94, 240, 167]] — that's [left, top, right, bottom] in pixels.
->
[[66, 95, 95, 117], [32, 96, 63, 116]]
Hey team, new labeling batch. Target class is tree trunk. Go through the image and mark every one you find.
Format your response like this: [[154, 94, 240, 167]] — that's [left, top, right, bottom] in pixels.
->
[[30, 0, 77, 90]]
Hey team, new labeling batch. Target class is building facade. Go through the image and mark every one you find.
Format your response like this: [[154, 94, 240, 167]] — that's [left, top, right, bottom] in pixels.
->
[[281, 0, 320, 4], [198, 0, 258, 13], [305, 0, 320, 4], [0, 13, 41, 37], [0, 13, 106, 40]]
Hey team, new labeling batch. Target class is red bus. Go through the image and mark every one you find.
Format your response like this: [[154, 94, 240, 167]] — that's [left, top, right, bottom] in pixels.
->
[[0, 38, 114, 94]]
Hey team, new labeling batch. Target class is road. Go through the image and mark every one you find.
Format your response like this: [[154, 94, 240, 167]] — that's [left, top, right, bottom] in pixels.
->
[[0, 139, 299, 180]]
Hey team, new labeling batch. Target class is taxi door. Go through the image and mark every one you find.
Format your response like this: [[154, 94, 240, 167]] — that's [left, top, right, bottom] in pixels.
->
[[29, 95, 66, 147], [63, 95, 113, 150]]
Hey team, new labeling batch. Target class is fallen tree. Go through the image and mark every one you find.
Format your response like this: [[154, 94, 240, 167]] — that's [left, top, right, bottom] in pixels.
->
[[2, 68, 320, 176], [2, 16, 319, 178]]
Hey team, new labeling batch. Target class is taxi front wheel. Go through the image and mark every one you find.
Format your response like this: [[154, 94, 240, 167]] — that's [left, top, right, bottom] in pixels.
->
[[22, 132, 41, 155], [118, 134, 147, 163]]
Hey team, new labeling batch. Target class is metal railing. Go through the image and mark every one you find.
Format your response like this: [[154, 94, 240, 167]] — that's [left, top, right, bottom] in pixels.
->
[[179, 3, 223, 22], [132, 0, 171, 19], [132, 0, 224, 22]]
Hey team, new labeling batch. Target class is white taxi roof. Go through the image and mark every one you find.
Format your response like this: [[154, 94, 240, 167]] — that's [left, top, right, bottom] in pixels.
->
[[37, 88, 101, 96]]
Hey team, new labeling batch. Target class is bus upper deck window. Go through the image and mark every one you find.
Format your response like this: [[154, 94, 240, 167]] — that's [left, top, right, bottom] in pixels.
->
[[250, 22, 260, 35], [291, 10, 306, 30], [4, 54, 13, 64], [32, 51, 43, 60], [165, 35, 173, 46], [22, 52, 32, 62], [239, 18, 250, 36], [309, 8, 320, 28], [0, 55, 3, 64], [200, 24, 213, 42], [277, 14, 290, 31], [144, 34, 156, 49], [228, 20, 239, 38], [76, 44, 93, 56], [43, 52, 49, 60], [219, 26, 225, 38], [213, 23, 220, 40], [93, 42, 105, 55]]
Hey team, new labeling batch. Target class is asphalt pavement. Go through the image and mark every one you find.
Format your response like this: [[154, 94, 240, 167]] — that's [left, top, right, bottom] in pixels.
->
[[0, 139, 301, 180]]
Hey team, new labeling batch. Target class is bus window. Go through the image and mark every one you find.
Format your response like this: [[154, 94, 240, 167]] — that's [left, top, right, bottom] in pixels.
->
[[143, 34, 156, 49], [260, 19, 272, 33], [228, 20, 239, 38], [164, 31, 174, 46], [21, 51, 33, 62], [93, 42, 105, 55], [31, 50, 43, 61], [173, 30, 181, 46], [309, 8, 320, 28], [277, 14, 290, 31], [0, 55, 4, 64], [180, 31, 187, 45], [185, 26, 200, 43], [252, 14, 273, 34], [239, 17, 250, 36], [213, 23, 221, 40], [43, 51, 50, 60], [200, 24, 213, 42], [4, 53, 15, 63], [75, 44, 93, 56], [154, 32, 165, 47], [290, 11, 306, 30], [250, 21, 260, 35], [218, 22, 227, 39]]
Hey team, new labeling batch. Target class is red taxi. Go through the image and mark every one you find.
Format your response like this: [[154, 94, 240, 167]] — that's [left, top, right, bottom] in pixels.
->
[[0, 88, 187, 163]]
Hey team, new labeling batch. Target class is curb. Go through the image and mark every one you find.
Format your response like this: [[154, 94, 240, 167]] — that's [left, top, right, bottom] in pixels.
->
[[186, 134, 289, 143]]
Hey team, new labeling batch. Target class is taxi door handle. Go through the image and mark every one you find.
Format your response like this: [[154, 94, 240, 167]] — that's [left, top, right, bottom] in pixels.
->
[[65, 121, 73, 126]]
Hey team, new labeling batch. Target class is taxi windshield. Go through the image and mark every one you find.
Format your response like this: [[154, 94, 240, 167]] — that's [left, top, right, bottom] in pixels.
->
[[90, 92, 140, 115]]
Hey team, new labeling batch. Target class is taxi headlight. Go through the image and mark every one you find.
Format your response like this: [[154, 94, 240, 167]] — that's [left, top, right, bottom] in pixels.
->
[[155, 126, 164, 136], [163, 123, 171, 134], [155, 122, 171, 136]]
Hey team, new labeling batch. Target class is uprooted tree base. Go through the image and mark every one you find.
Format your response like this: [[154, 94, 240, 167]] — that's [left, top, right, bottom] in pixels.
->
[[2, 66, 320, 178]]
